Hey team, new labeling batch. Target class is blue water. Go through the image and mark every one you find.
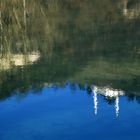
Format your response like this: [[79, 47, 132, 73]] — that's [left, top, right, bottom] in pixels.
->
[[0, 84, 140, 140]]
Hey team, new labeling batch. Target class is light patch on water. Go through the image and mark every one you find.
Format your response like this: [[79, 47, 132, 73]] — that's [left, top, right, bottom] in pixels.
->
[[122, 0, 140, 19], [93, 92, 98, 115], [0, 51, 40, 70], [115, 96, 119, 117]]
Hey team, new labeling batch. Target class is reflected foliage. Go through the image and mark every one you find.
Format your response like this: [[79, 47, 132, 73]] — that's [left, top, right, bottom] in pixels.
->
[[0, 0, 140, 100]]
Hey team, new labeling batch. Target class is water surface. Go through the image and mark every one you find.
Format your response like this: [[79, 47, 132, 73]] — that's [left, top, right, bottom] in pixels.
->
[[0, 84, 140, 140], [0, 0, 140, 139]]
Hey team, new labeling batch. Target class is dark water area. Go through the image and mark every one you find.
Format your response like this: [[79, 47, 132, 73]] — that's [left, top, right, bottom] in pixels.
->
[[0, 0, 140, 139]]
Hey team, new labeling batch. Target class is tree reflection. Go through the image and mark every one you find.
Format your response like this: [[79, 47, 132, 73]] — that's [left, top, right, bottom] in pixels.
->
[[0, 0, 139, 102]]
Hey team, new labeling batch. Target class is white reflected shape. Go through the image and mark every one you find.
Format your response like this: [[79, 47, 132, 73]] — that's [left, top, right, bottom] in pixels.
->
[[123, 8, 128, 16], [91, 85, 124, 117], [115, 96, 119, 117], [93, 86, 98, 115], [91, 86, 125, 98]]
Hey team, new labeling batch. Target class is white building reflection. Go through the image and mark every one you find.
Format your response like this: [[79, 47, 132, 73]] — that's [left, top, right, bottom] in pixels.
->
[[92, 86, 125, 117]]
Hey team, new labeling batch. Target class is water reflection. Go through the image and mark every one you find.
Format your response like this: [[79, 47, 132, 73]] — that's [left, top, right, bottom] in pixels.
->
[[0, 51, 40, 70], [123, 0, 140, 19], [115, 96, 119, 117], [92, 85, 125, 117], [0, 83, 140, 140], [0, 0, 139, 139], [93, 90, 98, 115], [0, 0, 140, 54]]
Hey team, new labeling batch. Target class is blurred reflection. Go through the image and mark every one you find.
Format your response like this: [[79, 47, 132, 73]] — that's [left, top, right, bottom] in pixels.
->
[[92, 85, 125, 117], [123, 0, 140, 19], [115, 96, 119, 117], [0, 1, 140, 139], [0, 0, 139, 101], [0, 51, 40, 70], [93, 90, 98, 115]]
